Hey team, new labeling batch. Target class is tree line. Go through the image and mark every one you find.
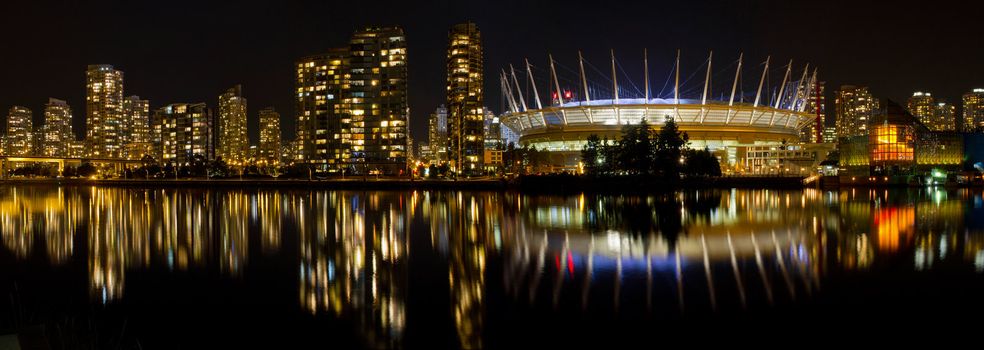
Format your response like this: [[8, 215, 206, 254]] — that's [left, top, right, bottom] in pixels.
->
[[580, 117, 721, 179]]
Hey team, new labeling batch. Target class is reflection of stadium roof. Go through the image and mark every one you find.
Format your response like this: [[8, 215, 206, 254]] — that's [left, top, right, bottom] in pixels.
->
[[508, 228, 812, 264], [502, 229, 819, 312]]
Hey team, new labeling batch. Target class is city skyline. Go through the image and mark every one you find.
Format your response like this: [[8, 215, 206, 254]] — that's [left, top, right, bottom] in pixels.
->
[[1, 1, 983, 146]]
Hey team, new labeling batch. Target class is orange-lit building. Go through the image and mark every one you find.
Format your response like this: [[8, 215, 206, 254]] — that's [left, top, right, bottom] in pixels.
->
[[840, 100, 973, 182]]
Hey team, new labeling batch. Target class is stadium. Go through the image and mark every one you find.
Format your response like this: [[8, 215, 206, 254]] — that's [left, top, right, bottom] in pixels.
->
[[498, 51, 820, 172]]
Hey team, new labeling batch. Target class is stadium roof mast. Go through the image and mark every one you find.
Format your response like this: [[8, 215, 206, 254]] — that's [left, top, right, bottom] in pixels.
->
[[726, 53, 743, 124], [500, 71, 518, 113], [509, 65, 527, 112], [577, 51, 594, 123], [785, 64, 810, 128], [525, 58, 546, 126], [750, 56, 770, 124], [768, 60, 793, 126], [674, 49, 680, 119], [644, 48, 649, 121], [611, 49, 620, 125], [548, 54, 568, 124], [699, 51, 713, 124]]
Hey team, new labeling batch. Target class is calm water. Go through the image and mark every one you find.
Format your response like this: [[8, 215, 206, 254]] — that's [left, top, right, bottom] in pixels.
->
[[1, 185, 983, 348]]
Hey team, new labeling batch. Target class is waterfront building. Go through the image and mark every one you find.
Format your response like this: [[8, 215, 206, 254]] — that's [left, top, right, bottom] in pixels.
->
[[86, 64, 124, 158], [839, 100, 978, 182], [122, 96, 152, 159], [295, 27, 408, 174], [933, 101, 957, 132], [906, 91, 945, 130], [483, 149, 503, 173], [42, 98, 74, 157], [800, 81, 825, 143], [740, 143, 835, 176], [5, 106, 33, 156], [835, 85, 879, 138], [218, 85, 249, 166], [446, 22, 485, 174], [963, 88, 984, 132], [258, 107, 281, 168], [483, 109, 502, 151], [428, 105, 448, 163], [153, 103, 213, 164]]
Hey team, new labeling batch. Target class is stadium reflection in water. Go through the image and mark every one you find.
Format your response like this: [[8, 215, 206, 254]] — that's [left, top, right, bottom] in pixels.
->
[[0, 186, 983, 348]]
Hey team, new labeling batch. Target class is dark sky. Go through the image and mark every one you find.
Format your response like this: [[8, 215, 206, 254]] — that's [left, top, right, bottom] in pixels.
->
[[1, 0, 982, 142]]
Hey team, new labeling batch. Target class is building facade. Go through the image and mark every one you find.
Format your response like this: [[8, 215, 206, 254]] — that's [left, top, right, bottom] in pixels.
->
[[349, 26, 408, 174], [42, 98, 74, 157], [835, 85, 879, 138], [906, 92, 942, 130], [122, 95, 151, 159], [294, 27, 408, 174], [86, 64, 125, 158], [741, 143, 835, 176], [218, 85, 249, 166], [963, 88, 984, 132], [295, 49, 347, 167], [483, 109, 502, 151], [800, 81, 826, 143], [446, 22, 484, 175], [840, 100, 968, 181], [933, 101, 956, 132], [5, 106, 33, 156], [154, 103, 213, 164], [822, 125, 837, 144], [500, 124, 519, 148], [428, 105, 448, 163], [258, 107, 282, 168]]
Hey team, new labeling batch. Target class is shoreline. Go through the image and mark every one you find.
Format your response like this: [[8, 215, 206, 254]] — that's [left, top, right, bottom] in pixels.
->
[[1, 176, 980, 191]]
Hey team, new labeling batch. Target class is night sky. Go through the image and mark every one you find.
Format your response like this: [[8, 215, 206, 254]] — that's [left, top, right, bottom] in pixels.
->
[[1, 0, 982, 143]]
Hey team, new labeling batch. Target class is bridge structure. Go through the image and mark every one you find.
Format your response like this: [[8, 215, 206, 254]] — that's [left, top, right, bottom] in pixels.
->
[[0, 156, 143, 178]]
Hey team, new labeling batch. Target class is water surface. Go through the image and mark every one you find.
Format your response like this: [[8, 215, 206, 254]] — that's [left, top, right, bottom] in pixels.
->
[[1, 186, 983, 348]]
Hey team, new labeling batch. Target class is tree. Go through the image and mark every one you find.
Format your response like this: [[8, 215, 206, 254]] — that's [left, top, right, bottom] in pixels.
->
[[62, 165, 78, 177], [209, 157, 230, 178], [77, 162, 97, 177], [188, 154, 208, 177], [655, 116, 689, 179], [600, 136, 617, 175], [428, 164, 439, 178], [139, 154, 161, 178], [684, 148, 722, 177], [617, 119, 655, 175], [581, 134, 602, 175]]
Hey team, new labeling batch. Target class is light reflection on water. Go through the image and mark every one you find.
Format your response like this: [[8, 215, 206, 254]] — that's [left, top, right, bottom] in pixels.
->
[[0, 186, 982, 348]]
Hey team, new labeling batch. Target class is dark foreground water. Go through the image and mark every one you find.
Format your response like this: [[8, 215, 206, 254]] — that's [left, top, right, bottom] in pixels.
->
[[1, 185, 983, 348]]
